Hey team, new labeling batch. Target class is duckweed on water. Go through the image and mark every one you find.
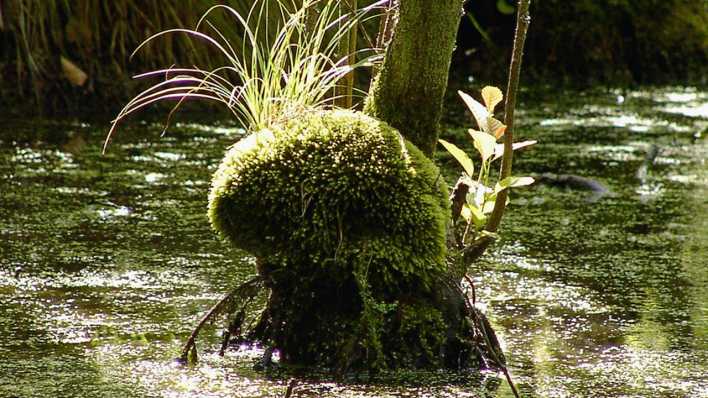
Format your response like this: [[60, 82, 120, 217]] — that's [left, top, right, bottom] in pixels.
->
[[0, 88, 706, 397]]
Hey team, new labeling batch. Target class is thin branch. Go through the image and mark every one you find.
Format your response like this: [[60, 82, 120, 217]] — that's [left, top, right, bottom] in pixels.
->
[[448, 278, 521, 398], [485, 0, 531, 232], [179, 276, 264, 364], [463, 0, 531, 264]]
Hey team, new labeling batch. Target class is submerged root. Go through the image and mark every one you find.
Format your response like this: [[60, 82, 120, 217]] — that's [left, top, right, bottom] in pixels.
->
[[443, 276, 520, 398], [179, 276, 265, 364]]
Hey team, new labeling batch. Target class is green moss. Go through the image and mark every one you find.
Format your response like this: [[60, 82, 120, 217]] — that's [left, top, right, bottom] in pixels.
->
[[209, 109, 449, 287], [363, 0, 463, 156], [208, 109, 453, 369]]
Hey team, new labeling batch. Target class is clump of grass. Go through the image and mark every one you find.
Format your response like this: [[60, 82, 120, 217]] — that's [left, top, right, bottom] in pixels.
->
[[104, 0, 384, 152]]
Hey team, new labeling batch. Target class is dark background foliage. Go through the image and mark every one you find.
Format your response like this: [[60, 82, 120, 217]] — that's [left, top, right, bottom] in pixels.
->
[[0, 0, 706, 114], [456, 0, 707, 85]]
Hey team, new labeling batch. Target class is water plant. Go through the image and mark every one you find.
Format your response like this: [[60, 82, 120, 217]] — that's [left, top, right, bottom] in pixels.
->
[[440, 86, 536, 247], [104, 0, 476, 371]]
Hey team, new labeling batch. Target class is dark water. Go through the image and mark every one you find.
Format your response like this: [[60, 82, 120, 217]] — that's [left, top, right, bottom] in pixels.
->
[[1, 88, 706, 397]]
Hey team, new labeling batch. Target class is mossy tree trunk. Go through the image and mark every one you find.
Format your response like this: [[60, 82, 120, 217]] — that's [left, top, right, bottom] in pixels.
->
[[364, 0, 464, 156], [201, 0, 494, 373]]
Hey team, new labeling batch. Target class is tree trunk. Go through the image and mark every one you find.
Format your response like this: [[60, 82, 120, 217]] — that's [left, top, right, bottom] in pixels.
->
[[364, 0, 463, 156]]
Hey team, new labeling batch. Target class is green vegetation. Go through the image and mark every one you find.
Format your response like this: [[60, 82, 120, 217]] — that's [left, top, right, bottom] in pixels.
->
[[1, 0, 376, 110], [209, 109, 457, 368], [439, 86, 535, 247], [106, 0, 376, 150], [209, 110, 448, 279], [101, 0, 480, 372], [2, 0, 704, 112], [100, 0, 529, 377], [0, 0, 252, 106], [364, 0, 462, 156], [461, 0, 708, 84]]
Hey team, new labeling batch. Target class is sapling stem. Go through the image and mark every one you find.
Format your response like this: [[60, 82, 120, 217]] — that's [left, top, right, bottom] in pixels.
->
[[463, 0, 531, 265], [486, 0, 531, 232], [467, 2, 532, 396]]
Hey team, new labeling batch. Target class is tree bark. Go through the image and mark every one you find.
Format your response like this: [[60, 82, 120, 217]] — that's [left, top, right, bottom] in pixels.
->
[[364, 0, 464, 156]]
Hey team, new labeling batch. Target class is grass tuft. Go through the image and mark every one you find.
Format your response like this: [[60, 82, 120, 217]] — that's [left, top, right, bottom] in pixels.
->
[[104, 0, 385, 153]]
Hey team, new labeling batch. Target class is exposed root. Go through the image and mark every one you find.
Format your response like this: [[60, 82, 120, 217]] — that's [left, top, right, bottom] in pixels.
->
[[283, 378, 298, 398], [446, 277, 520, 398], [179, 276, 264, 364], [219, 307, 247, 356]]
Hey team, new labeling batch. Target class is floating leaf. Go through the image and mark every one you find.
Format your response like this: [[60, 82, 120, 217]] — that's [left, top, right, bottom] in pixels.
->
[[494, 176, 536, 193], [60, 56, 88, 87], [439, 139, 475, 178], [469, 130, 497, 162], [481, 86, 503, 112], [492, 140, 537, 161], [459, 90, 489, 132], [487, 116, 507, 139]]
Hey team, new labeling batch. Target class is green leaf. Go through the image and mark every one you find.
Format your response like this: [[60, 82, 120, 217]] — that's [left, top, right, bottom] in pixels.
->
[[482, 200, 496, 214], [469, 204, 487, 228], [439, 139, 475, 177], [494, 176, 536, 193], [468, 130, 497, 162], [480, 189, 499, 214], [497, 0, 516, 15], [458, 90, 489, 132], [481, 86, 504, 112], [478, 230, 500, 240], [461, 205, 473, 223], [493, 140, 538, 161], [487, 116, 507, 139]]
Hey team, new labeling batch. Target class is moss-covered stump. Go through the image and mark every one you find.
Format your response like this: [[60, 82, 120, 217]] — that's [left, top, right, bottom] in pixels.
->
[[208, 109, 473, 370]]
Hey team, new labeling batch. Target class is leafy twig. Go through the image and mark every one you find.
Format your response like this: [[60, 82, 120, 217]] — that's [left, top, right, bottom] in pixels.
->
[[485, 0, 532, 233], [456, 0, 531, 265]]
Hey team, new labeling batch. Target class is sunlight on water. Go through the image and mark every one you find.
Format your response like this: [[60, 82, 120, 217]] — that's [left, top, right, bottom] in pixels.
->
[[1, 87, 706, 397]]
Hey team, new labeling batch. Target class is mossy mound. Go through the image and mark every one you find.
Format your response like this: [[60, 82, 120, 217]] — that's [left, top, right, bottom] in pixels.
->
[[208, 109, 467, 369], [209, 109, 449, 289]]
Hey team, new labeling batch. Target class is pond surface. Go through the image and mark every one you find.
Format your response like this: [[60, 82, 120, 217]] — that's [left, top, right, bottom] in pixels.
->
[[1, 88, 706, 397]]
